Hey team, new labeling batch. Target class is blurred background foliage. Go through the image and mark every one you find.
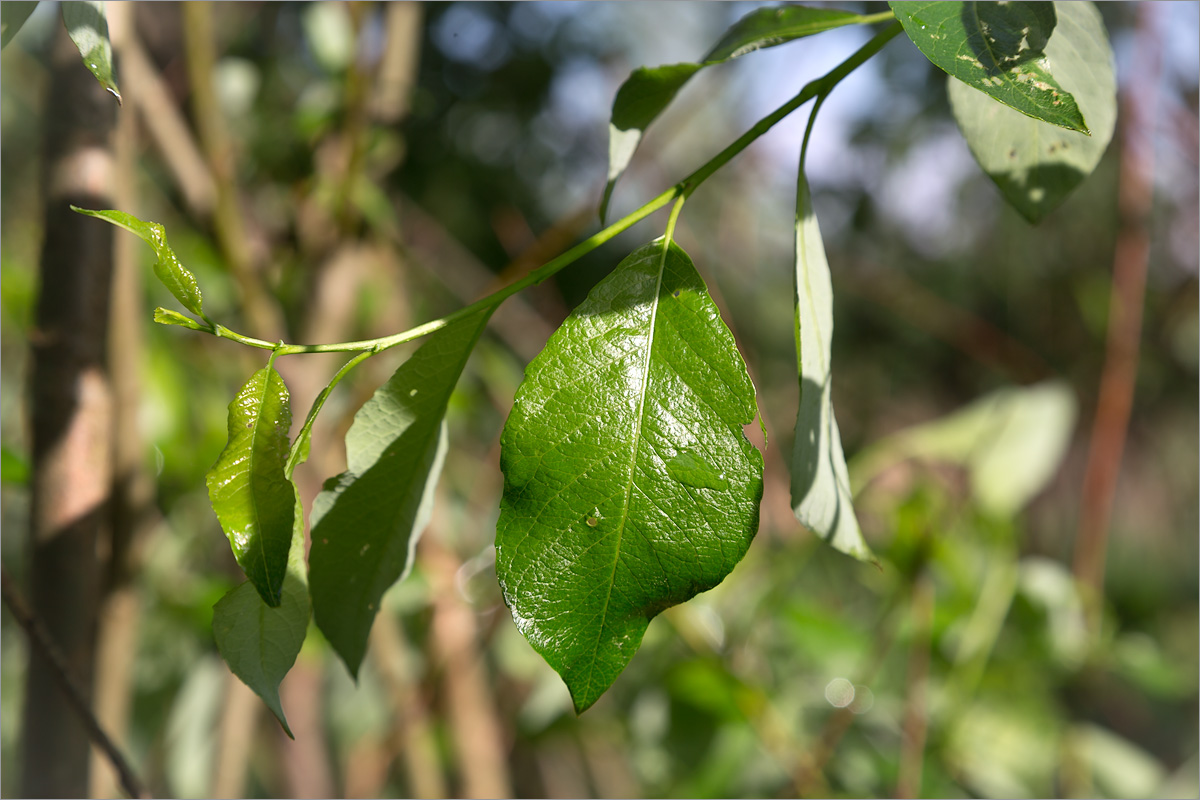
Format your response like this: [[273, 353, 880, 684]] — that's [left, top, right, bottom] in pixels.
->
[[1, 2, 1196, 797]]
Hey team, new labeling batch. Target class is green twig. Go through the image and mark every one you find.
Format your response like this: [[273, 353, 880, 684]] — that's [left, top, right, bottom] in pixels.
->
[[188, 20, 905, 358]]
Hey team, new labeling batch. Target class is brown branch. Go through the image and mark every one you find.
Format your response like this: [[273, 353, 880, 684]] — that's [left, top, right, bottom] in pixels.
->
[[1073, 3, 1161, 616], [2, 567, 149, 799]]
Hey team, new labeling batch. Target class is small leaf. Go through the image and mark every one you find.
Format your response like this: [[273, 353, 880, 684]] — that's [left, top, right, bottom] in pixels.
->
[[213, 500, 309, 739], [309, 310, 491, 679], [1, 1, 38, 49], [153, 307, 204, 330], [890, 1, 1088, 133], [601, 4, 865, 222], [207, 366, 295, 607], [496, 239, 763, 713], [71, 207, 206, 318], [948, 1, 1115, 222], [61, 1, 120, 103], [791, 178, 872, 561]]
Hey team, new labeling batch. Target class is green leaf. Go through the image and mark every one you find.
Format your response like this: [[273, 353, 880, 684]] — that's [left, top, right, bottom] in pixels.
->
[[71, 207, 206, 319], [948, 1, 1115, 222], [851, 380, 1077, 516], [309, 310, 491, 678], [61, 1, 120, 103], [791, 178, 872, 562], [601, 4, 866, 222], [207, 366, 295, 607], [495, 238, 763, 713], [1, 1, 38, 49], [212, 502, 309, 739], [153, 307, 205, 330], [889, 1, 1088, 133]]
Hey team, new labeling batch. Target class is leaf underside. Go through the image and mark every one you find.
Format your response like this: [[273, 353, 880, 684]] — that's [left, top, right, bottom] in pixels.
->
[[601, 4, 864, 222], [890, 1, 1088, 133], [1, 1, 37, 49], [212, 503, 310, 738], [791, 178, 872, 562], [496, 238, 763, 713], [61, 1, 121, 102], [207, 366, 295, 607], [309, 309, 492, 679], [948, 1, 1115, 222]]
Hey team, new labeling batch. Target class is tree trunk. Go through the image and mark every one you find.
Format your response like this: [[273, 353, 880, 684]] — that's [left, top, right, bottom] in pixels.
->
[[21, 21, 118, 799]]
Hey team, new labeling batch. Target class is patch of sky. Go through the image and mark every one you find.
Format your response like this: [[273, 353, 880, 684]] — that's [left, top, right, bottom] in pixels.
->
[[433, 3, 511, 72]]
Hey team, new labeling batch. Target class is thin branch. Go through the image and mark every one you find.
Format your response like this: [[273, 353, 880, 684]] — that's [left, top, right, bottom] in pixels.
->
[[1073, 2, 1161, 619], [2, 567, 149, 799]]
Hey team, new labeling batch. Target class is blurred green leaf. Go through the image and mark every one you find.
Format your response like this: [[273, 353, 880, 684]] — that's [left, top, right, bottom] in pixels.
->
[[212, 507, 309, 738], [890, 1, 1087, 133], [61, 1, 120, 103], [948, 2, 1116, 222], [1, 1, 37, 49], [207, 365, 295, 607], [495, 238, 763, 713], [791, 177, 872, 561], [0, 445, 29, 485], [309, 309, 491, 679], [852, 380, 1077, 515], [71, 208, 206, 319], [601, 5, 866, 221]]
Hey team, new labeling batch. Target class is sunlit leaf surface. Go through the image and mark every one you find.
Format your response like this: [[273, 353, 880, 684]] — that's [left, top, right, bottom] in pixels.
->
[[496, 238, 763, 712]]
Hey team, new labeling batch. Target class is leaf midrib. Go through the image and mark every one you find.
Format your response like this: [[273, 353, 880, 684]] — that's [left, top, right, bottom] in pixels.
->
[[583, 241, 668, 702], [247, 369, 280, 601]]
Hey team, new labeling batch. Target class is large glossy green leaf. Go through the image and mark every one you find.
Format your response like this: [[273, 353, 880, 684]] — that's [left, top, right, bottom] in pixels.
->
[[890, 1, 1087, 133], [212, 499, 309, 738], [601, 4, 866, 222], [851, 380, 1077, 515], [309, 310, 491, 678], [207, 366, 295, 607], [791, 178, 872, 561], [71, 207, 206, 319], [496, 238, 763, 713], [948, 1, 1115, 223], [1, 1, 38, 49], [61, 1, 120, 103]]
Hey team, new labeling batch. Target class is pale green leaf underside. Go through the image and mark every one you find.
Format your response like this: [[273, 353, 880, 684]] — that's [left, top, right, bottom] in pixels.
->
[[948, 1, 1115, 222], [207, 366, 295, 607], [890, 1, 1088, 133], [309, 310, 491, 679], [496, 239, 763, 713], [851, 380, 1077, 515], [601, 4, 865, 222], [61, 1, 121, 103], [71, 207, 205, 319], [792, 179, 872, 562], [212, 500, 309, 738]]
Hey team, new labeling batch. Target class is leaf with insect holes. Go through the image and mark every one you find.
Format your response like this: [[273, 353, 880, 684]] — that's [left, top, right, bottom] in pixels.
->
[[309, 310, 492, 679], [72, 207, 206, 319], [207, 366, 295, 607], [496, 238, 763, 713], [601, 4, 868, 222], [890, 1, 1087, 133], [947, 1, 1115, 222]]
